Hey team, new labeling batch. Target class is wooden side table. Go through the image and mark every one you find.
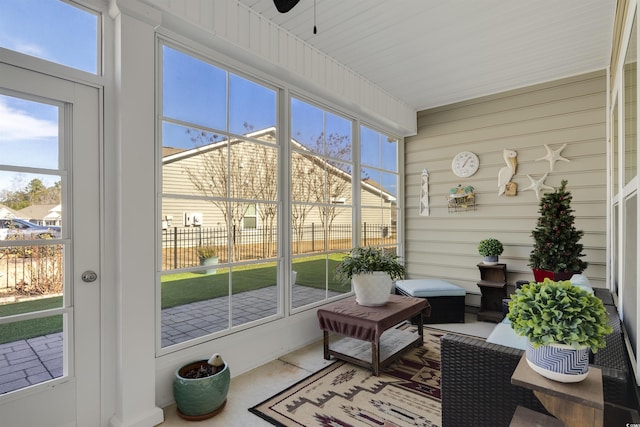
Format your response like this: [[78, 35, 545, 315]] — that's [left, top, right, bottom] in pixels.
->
[[317, 295, 428, 376], [476, 263, 507, 322], [510, 354, 604, 427]]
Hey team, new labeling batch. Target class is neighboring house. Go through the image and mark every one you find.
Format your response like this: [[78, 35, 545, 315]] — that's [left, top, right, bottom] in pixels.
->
[[15, 204, 61, 226], [0, 204, 18, 220], [161, 127, 396, 235]]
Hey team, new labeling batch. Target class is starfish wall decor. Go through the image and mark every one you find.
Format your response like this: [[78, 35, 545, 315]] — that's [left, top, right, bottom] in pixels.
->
[[522, 173, 554, 200], [536, 143, 570, 171]]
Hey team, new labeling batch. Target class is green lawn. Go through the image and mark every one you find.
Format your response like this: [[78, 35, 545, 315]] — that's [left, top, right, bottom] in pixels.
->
[[161, 256, 347, 308], [0, 296, 63, 344], [0, 255, 349, 343]]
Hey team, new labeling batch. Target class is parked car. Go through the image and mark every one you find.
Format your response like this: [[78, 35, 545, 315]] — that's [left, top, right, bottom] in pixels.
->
[[0, 219, 61, 240]]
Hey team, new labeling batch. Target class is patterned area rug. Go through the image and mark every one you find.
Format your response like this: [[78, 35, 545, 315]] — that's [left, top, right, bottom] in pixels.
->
[[249, 327, 443, 427]]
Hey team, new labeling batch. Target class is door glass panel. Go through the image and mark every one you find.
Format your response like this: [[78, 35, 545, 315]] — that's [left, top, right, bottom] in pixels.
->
[[0, 0, 98, 74], [622, 194, 637, 356], [625, 16, 638, 185], [0, 314, 64, 393], [0, 93, 65, 395], [0, 94, 59, 169], [613, 102, 619, 196]]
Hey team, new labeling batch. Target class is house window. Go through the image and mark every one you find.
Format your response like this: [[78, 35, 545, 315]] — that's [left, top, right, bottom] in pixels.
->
[[243, 204, 257, 229], [158, 43, 278, 350], [0, 0, 99, 74]]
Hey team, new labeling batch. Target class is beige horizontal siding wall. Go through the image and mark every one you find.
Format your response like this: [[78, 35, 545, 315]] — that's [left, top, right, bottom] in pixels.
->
[[404, 71, 607, 306]]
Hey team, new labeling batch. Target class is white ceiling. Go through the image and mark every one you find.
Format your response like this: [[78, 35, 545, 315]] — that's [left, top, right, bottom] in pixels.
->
[[236, 0, 617, 111]]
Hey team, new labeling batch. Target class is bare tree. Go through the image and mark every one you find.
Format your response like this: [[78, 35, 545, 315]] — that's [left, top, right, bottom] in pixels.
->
[[184, 127, 352, 260], [290, 151, 322, 253], [241, 142, 278, 258], [183, 129, 280, 260], [310, 132, 352, 240], [183, 131, 250, 261]]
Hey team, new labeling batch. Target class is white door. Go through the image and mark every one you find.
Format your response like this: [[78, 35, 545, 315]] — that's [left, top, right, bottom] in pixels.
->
[[0, 63, 101, 426]]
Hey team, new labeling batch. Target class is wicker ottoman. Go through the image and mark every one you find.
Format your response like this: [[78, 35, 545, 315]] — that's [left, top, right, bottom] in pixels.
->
[[395, 279, 466, 323]]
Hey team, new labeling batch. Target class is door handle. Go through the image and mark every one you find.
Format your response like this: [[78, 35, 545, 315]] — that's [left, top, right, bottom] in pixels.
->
[[81, 271, 98, 283]]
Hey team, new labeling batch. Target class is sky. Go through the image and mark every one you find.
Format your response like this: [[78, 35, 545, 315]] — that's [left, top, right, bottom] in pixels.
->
[[0, 0, 96, 195], [0, 0, 399, 201]]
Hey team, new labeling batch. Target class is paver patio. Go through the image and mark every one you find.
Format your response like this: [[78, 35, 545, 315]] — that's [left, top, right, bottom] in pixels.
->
[[0, 285, 343, 395]]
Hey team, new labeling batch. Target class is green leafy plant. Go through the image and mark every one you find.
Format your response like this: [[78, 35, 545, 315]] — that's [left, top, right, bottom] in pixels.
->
[[528, 180, 588, 273], [196, 246, 218, 259], [507, 278, 612, 352], [477, 238, 504, 257], [334, 246, 406, 282]]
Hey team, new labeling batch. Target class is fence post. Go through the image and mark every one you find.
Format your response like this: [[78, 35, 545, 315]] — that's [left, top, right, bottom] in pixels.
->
[[311, 222, 315, 252], [173, 227, 178, 270], [363, 222, 367, 246]]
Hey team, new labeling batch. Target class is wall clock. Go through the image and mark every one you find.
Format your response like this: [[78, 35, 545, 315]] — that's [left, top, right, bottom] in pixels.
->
[[451, 151, 479, 178]]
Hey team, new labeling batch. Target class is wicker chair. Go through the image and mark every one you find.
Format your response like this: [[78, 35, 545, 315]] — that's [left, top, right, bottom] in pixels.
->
[[440, 296, 633, 427], [441, 334, 547, 427]]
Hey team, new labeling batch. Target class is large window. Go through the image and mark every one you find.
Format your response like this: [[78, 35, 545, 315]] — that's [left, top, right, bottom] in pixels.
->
[[158, 44, 403, 349], [159, 44, 279, 350]]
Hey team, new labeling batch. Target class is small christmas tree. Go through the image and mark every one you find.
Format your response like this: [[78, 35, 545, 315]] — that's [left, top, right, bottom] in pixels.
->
[[528, 180, 588, 275]]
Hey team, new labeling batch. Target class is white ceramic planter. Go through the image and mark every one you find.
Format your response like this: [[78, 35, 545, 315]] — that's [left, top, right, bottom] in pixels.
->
[[352, 272, 393, 306], [482, 255, 499, 265], [525, 341, 589, 383]]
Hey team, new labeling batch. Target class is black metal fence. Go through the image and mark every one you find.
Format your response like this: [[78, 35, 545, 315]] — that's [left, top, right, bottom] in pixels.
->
[[0, 245, 64, 294], [161, 222, 396, 270], [0, 223, 397, 290]]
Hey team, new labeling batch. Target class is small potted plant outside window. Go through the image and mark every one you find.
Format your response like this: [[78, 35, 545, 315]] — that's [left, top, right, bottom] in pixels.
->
[[335, 246, 406, 306], [507, 278, 612, 383], [197, 246, 218, 275], [477, 238, 504, 265]]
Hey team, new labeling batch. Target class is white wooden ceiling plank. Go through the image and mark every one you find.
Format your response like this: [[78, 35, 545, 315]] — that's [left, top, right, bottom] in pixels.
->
[[232, 0, 615, 110]]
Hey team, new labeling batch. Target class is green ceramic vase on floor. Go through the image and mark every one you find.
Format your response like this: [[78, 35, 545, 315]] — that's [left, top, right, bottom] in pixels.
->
[[173, 360, 230, 420]]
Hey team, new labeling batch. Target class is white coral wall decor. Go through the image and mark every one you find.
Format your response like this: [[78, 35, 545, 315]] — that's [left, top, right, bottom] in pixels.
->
[[419, 169, 430, 216]]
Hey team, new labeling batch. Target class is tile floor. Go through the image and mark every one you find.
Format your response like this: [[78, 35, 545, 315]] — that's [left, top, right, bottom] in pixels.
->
[[158, 313, 495, 426]]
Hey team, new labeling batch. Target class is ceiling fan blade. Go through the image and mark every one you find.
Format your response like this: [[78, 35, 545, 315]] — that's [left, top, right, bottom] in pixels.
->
[[273, 0, 300, 13]]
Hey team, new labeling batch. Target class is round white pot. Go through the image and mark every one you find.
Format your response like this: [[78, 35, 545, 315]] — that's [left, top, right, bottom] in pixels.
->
[[482, 255, 499, 265], [525, 341, 589, 383], [352, 272, 393, 306]]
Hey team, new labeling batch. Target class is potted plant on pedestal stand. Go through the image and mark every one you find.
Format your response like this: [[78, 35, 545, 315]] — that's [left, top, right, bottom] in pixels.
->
[[478, 238, 504, 265], [335, 246, 406, 306], [528, 180, 588, 282], [507, 278, 612, 383]]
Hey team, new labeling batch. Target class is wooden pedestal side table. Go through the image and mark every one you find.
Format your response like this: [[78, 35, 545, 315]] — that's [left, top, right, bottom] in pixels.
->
[[317, 294, 429, 376], [510, 354, 604, 427], [476, 263, 507, 322]]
